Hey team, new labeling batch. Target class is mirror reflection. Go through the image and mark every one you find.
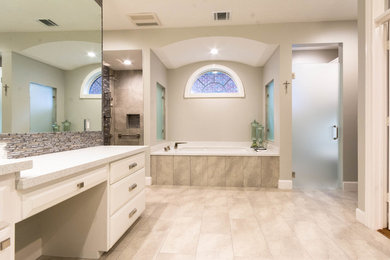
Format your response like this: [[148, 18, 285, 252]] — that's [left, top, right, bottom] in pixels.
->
[[0, 0, 102, 133]]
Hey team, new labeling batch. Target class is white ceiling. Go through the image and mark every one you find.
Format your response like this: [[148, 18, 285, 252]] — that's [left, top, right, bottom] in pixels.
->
[[103, 0, 357, 30], [103, 50, 143, 70], [0, 0, 100, 32], [20, 41, 101, 70], [153, 37, 278, 69]]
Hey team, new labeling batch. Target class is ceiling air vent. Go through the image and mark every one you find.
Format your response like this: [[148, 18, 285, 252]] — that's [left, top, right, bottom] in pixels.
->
[[38, 19, 58, 27], [128, 13, 161, 27], [213, 11, 231, 21]]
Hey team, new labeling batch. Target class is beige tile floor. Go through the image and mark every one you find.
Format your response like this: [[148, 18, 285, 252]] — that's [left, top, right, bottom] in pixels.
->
[[97, 185, 390, 260]]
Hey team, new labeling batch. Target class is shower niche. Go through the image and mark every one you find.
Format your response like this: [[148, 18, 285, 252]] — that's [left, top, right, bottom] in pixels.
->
[[127, 114, 140, 129], [103, 50, 144, 145]]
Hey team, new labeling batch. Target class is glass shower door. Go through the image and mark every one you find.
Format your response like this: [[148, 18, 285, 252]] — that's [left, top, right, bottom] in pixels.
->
[[30, 83, 55, 132], [292, 63, 340, 188], [156, 83, 165, 140]]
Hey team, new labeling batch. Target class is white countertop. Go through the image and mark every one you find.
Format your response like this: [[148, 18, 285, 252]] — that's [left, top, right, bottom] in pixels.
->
[[0, 158, 33, 176], [151, 142, 279, 157], [17, 145, 147, 190]]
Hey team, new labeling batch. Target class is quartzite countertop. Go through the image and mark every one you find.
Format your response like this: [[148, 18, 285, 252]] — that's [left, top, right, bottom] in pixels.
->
[[16, 145, 147, 190], [0, 158, 33, 176]]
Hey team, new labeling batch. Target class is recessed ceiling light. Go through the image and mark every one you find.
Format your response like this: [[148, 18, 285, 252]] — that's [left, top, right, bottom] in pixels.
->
[[123, 59, 132, 65], [210, 48, 218, 55], [87, 52, 96, 57]]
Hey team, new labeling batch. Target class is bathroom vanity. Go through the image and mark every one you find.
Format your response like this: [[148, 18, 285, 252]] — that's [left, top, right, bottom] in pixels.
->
[[0, 146, 146, 260]]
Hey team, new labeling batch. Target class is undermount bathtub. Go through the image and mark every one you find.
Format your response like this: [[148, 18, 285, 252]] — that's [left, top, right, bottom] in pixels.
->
[[150, 142, 280, 188], [151, 142, 279, 156]]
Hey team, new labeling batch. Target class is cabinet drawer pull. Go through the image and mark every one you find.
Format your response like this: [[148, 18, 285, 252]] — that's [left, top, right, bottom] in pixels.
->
[[129, 183, 138, 192], [77, 182, 85, 189], [0, 238, 10, 251], [128, 208, 137, 218], [129, 162, 138, 170]]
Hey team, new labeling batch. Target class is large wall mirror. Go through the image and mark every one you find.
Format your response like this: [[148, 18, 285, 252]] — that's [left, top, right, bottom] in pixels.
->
[[0, 0, 102, 133]]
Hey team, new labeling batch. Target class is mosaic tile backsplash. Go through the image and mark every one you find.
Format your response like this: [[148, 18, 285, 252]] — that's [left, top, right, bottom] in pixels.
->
[[0, 131, 103, 159]]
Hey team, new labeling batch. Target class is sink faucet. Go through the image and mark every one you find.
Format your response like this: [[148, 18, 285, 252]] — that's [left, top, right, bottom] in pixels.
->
[[174, 142, 187, 149]]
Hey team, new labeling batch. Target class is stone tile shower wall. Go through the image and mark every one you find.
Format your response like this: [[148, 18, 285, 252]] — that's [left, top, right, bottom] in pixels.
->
[[0, 131, 103, 159], [151, 155, 280, 188], [102, 65, 111, 145], [110, 69, 144, 146]]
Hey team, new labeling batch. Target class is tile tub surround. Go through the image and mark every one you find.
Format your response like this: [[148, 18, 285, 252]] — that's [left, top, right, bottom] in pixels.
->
[[97, 186, 390, 260], [0, 131, 103, 159], [151, 155, 279, 188]]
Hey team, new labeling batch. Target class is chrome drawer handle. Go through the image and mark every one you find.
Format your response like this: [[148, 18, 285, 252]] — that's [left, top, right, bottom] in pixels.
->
[[0, 238, 10, 251], [129, 183, 137, 192], [77, 182, 85, 189], [128, 208, 137, 218], [129, 162, 137, 170]]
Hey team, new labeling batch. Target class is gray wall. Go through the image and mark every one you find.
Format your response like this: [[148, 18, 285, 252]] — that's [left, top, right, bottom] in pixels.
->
[[65, 63, 102, 132], [11, 52, 65, 133], [150, 50, 168, 145], [262, 48, 280, 145], [167, 60, 262, 141], [104, 20, 358, 185]]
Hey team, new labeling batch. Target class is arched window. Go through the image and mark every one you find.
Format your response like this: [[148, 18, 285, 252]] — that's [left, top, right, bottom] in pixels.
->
[[185, 64, 245, 98], [80, 68, 102, 98]]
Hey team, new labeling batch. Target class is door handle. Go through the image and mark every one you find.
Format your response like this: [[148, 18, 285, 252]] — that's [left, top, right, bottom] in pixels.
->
[[333, 125, 339, 140]]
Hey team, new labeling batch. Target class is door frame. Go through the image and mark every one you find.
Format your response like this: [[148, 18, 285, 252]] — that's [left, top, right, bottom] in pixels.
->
[[358, 0, 388, 230]]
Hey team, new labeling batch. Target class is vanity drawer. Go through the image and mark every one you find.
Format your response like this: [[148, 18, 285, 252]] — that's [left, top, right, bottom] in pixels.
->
[[110, 152, 145, 184], [0, 188, 5, 222], [22, 165, 108, 219], [109, 190, 145, 248], [110, 168, 145, 215], [0, 225, 11, 260]]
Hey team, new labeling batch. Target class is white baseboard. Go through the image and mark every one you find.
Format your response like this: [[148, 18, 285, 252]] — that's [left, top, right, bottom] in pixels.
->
[[343, 181, 358, 191], [278, 180, 293, 190], [145, 176, 152, 186], [356, 208, 366, 225]]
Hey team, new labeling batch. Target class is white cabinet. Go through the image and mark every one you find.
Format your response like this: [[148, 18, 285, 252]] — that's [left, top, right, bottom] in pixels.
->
[[109, 190, 145, 247], [108, 152, 146, 248], [21, 166, 108, 219], [110, 152, 145, 184], [0, 225, 11, 260], [110, 168, 145, 215], [0, 146, 147, 259]]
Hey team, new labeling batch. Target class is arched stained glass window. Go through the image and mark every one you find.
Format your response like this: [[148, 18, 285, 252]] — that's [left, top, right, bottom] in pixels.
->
[[88, 75, 102, 94], [185, 64, 244, 98], [80, 68, 102, 99], [191, 71, 238, 94]]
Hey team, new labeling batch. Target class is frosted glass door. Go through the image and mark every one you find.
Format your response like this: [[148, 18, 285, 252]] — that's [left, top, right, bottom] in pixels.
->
[[292, 63, 339, 188], [30, 83, 55, 132], [266, 80, 274, 141], [156, 83, 165, 140]]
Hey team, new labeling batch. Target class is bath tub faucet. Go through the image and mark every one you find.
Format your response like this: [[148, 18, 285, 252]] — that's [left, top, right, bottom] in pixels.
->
[[174, 142, 187, 149]]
